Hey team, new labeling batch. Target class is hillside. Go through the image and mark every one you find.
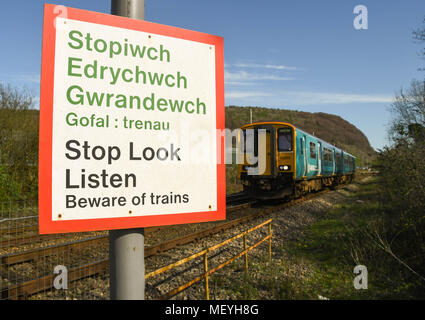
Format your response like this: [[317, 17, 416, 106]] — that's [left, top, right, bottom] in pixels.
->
[[225, 106, 376, 166]]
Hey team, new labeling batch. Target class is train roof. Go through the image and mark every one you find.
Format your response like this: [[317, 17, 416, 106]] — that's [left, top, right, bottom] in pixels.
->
[[241, 121, 356, 159]]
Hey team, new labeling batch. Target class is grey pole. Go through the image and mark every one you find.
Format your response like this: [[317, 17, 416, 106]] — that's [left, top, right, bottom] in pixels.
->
[[109, 0, 145, 300], [111, 0, 145, 20], [109, 228, 145, 299]]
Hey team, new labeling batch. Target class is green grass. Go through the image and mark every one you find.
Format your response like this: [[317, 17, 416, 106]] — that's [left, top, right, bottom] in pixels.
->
[[280, 178, 425, 299], [213, 178, 420, 299], [282, 178, 385, 299], [205, 178, 424, 299]]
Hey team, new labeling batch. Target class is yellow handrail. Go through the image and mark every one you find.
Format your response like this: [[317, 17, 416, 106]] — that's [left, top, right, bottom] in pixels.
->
[[146, 219, 273, 300]]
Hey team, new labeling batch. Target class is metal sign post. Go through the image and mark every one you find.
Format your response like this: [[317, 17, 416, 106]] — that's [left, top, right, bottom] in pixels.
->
[[109, 0, 145, 300], [109, 227, 145, 300], [111, 0, 145, 20]]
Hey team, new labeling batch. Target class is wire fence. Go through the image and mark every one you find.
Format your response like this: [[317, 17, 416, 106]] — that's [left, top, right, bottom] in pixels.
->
[[1, 199, 273, 300], [0, 199, 109, 300]]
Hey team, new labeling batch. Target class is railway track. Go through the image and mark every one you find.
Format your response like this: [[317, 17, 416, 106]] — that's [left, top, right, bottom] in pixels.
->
[[225, 192, 254, 207], [0, 193, 254, 299], [0, 186, 349, 299], [1, 207, 261, 299]]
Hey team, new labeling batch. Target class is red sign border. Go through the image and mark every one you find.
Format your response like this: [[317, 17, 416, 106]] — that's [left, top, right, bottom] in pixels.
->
[[39, 4, 225, 234]]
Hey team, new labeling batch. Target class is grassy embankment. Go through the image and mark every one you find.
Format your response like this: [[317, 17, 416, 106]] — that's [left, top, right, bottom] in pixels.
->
[[210, 176, 424, 299]]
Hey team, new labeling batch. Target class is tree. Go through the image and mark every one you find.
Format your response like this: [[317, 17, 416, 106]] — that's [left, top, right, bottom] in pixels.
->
[[389, 79, 425, 145]]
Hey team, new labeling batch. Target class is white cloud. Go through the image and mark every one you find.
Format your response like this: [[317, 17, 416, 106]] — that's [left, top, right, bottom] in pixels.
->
[[224, 61, 297, 87], [279, 91, 393, 104], [226, 91, 274, 99], [225, 89, 392, 104], [234, 63, 297, 70], [225, 81, 256, 86], [224, 70, 293, 82]]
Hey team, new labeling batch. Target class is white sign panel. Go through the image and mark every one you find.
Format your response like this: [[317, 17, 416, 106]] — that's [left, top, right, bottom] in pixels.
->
[[39, 5, 225, 233]]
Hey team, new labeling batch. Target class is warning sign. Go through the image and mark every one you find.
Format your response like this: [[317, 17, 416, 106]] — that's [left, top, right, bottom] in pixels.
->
[[39, 4, 225, 234]]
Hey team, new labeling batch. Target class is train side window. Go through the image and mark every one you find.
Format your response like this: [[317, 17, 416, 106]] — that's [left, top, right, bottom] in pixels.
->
[[323, 148, 333, 162], [309, 142, 316, 159], [337, 153, 342, 167], [278, 128, 292, 152]]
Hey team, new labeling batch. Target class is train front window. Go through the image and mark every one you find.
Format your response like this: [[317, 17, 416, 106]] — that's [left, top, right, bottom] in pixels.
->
[[278, 128, 293, 151], [242, 128, 269, 157]]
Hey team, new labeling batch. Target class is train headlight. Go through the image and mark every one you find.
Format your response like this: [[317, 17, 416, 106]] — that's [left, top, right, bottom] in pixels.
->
[[279, 165, 290, 171], [243, 165, 258, 171]]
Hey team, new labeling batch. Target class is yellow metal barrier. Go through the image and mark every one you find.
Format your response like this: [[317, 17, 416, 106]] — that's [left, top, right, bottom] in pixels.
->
[[146, 219, 273, 300]]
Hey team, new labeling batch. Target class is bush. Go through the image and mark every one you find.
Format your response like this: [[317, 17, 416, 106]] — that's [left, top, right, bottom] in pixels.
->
[[0, 84, 38, 200], [352, 77, 425, 296], [0, 166, 21, 201]]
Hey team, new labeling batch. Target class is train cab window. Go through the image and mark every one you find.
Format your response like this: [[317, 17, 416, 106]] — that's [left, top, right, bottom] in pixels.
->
[[309, 142, 316, 159], [278, 128, 292, 152], [242, 128, 268, 157]]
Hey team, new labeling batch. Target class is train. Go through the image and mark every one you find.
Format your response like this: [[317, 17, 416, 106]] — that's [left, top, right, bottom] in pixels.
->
[[237, 121, 356, 199]]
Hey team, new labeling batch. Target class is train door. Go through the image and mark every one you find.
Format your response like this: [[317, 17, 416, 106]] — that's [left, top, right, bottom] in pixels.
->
[[332, 149, 336, 174], [263, 130, 272, 176], [317, 142, 322, 175], [302, 136, 307, 176], [243, 126, 274, 176]]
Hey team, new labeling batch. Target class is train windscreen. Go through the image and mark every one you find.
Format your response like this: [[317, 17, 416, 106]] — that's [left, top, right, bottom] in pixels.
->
[[242, 128, 269, 157], [278, 128, 293, 151]]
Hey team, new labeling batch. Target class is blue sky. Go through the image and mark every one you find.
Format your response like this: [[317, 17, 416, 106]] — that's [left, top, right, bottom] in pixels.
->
[[1, 1, 424, 150]]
